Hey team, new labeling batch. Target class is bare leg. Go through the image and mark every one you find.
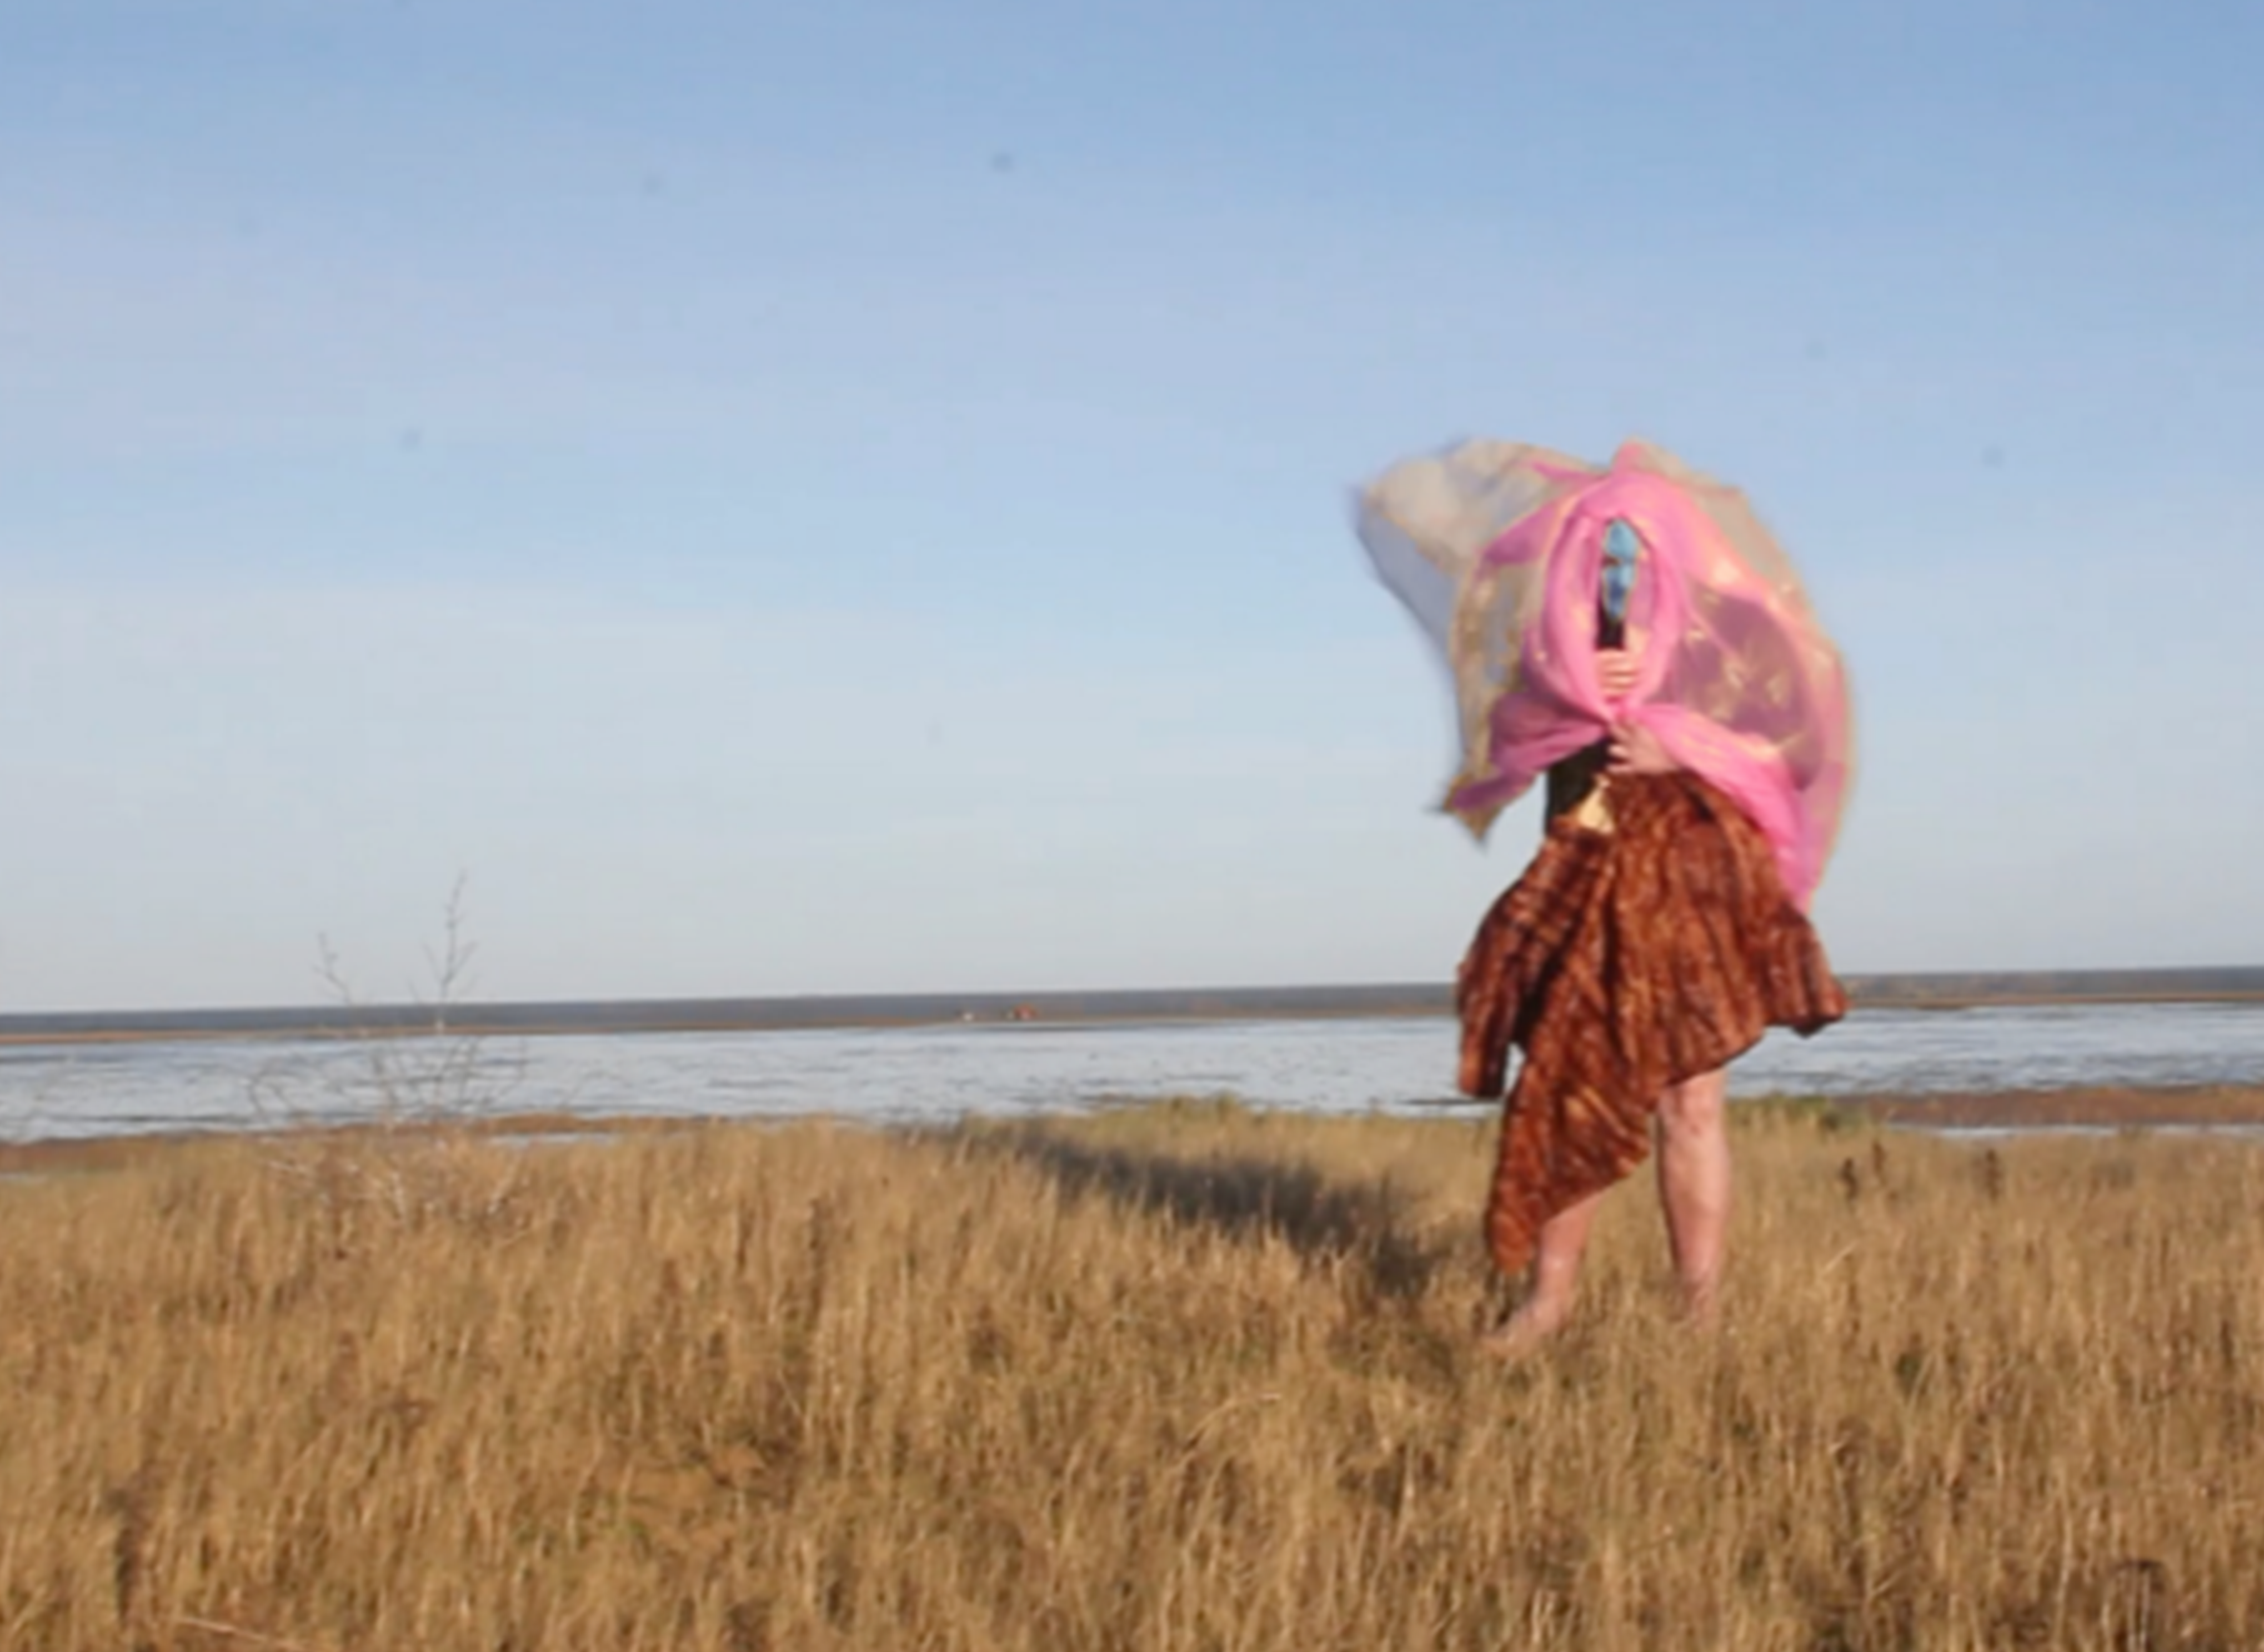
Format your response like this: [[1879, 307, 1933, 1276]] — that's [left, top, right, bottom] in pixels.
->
[[1654, 1068, 1731, 1317], [1479, 1187, 1605, 1358]]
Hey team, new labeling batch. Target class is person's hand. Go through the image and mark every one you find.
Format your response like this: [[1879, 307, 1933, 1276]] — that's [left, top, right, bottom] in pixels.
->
[[1607, 720, 1677, 775], [1596, 648, 1640, 699]]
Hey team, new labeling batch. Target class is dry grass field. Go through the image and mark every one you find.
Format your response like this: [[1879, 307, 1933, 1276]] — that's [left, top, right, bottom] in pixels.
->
[[3, 1100, 2261, 1650]]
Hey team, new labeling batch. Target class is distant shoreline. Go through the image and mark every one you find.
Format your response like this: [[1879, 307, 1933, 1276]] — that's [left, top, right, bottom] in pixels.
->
[[3, 968, 2262, 1047]]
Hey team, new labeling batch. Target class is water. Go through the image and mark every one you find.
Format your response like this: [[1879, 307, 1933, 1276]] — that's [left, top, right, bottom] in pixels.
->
[[4, 1001, 2263, 1143]]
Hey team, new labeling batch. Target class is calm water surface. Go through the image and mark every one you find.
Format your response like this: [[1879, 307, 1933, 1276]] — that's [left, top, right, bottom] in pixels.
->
[[4, 1002, 2263, 1142]]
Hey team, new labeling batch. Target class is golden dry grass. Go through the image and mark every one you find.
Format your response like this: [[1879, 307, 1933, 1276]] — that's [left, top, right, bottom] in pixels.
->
[[3, 1102, 2262, 1651]]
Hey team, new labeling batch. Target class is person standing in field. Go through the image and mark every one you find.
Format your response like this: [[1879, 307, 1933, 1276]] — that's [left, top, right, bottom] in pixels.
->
[[1355, 442, 1853, 1355]]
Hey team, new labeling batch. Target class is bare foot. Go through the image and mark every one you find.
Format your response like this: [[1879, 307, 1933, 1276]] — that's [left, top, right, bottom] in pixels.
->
[[1676, 1284, 1723, 1334], [1476, 1301, 1569, 1362]]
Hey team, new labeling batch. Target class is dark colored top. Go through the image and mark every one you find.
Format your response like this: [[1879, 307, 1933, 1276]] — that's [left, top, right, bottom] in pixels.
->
[[1544, 743, 1611, 823], [1544, 604, 1625, 824]]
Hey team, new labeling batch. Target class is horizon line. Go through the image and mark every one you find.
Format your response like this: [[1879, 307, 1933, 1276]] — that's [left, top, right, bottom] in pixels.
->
[[4, 965, 2263, 1044]]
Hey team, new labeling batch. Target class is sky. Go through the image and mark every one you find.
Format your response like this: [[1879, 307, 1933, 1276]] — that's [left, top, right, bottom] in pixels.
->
[[1, 0, 2259, 1012]]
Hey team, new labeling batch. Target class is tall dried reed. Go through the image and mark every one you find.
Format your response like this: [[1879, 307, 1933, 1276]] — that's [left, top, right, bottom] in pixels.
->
[[3, 1101, 2260, 1650]]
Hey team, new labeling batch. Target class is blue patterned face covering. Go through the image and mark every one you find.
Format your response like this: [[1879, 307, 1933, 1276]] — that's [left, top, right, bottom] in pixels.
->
[[1601, 519, 1640, 627]]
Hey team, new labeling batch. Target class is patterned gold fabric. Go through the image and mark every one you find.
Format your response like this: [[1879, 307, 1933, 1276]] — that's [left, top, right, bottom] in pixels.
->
[[1457, 771, 1846, 1277]]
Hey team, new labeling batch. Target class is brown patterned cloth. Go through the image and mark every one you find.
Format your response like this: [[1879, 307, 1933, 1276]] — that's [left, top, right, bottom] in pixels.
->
[[1458, 770, 1846, 1277]]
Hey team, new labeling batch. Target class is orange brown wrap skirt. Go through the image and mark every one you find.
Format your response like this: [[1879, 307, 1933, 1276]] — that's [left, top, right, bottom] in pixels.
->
[[1458, 770, 1846, 1276]]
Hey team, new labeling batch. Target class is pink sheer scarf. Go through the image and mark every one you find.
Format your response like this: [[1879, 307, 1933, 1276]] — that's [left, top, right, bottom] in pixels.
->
[[1358, 439, 1852, 907]]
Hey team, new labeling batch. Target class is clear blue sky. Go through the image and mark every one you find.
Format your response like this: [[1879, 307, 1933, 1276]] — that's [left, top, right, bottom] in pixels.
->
[[2, 0, 2258, 1010]]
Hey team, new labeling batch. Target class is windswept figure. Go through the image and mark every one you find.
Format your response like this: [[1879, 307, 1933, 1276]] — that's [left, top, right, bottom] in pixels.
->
[[1356, 439, 1853, 1353]]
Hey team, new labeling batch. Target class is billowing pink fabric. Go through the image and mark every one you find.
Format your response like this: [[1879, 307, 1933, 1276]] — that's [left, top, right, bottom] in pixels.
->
[[1356, 439, 1852, 907]]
